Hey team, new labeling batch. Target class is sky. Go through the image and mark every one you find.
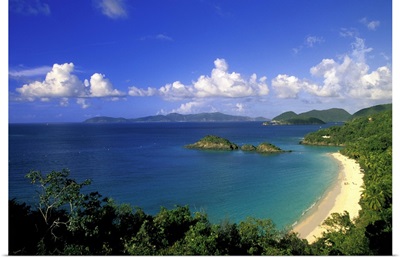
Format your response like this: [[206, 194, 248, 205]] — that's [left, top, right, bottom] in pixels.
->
[[6, 0, 395, 123]]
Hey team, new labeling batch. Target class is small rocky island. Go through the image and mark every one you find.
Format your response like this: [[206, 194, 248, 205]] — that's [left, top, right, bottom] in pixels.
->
[[185, 135, 239, 150], [242, 142, 287, 153], [185, 135, 288, 153]]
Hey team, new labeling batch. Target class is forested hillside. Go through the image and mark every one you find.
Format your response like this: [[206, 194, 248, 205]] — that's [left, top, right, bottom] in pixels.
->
[[9, 111, 392, 255], [272, 108, 351, 123], [301, 110, 392, 254], [351, 103, 392, 119]]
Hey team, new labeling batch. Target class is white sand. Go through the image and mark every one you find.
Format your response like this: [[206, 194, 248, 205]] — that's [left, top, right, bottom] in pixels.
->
[[293, 152, 364, 243]]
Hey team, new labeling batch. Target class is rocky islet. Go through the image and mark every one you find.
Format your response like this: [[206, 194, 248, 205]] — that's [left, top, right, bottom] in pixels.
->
[[185, 135, 289, 153]]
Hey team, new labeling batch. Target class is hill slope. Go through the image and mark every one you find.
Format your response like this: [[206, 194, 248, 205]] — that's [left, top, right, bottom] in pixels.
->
[[272, 111, 298, 121], [299, 108, 351, 122], [272, 108, 350, 123], [351, 103, 392, 119]]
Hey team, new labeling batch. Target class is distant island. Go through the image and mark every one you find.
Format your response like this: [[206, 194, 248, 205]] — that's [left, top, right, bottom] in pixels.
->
[[185, 135, 288, 153], [262, 104, 391, 125], [83, 112, 267, 123], [263, 117, 325, 126], [263, 108, 350, 125], [83, 103, 392, 125]]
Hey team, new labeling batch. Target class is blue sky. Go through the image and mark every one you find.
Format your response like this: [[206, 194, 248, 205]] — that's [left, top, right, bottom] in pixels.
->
[[6, 0, 394, 123]]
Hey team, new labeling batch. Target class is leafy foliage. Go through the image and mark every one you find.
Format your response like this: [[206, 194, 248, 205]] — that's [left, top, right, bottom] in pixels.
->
[[200, 135, 236, 145], [9, 170, 311, 255], [284, 117, 325, 125]]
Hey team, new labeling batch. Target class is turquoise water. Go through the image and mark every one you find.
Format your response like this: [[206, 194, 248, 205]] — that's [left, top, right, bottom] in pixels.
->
[[9, 122, 340, 229]]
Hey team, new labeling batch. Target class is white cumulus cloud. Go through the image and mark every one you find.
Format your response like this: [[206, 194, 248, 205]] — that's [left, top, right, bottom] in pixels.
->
[[16, 63, 84, 100], [128, 58, 269, 100], [273, 37, 391, 100], [171, 101, 205, 114], [15, 62, 125, 103], [88, 73, 125, 97], [272, 74, 306, 98], [160, 81, 195, 100]]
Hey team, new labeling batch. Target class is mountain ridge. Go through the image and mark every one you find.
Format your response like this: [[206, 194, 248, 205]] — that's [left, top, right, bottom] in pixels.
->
[[83, 103, 392, 123], [272, 108, 351, 123], [84, 112, 268, 123]]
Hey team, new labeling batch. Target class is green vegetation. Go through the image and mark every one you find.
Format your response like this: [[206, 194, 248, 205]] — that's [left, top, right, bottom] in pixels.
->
[[351, 103, 392, 119], [9, 169, 310, 255], [185, 135, 287, 153], [263, 117, 326, 125], [301, 109, 392, 255], [240, 143, 286, 153], [272, 111, 298, 121], [185, 135, 240, 150], [240, 144, 257, 151], [9, 109, 392, 255], [284, 117, 325, 125], [270, 108, 351, 125], [300, 110, 391, 147], [255, 142, 285, 153], [299, 108, 351, 122]]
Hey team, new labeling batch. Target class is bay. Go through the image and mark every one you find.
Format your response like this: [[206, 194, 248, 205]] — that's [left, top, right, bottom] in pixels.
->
[[9, 122, 340, 229]]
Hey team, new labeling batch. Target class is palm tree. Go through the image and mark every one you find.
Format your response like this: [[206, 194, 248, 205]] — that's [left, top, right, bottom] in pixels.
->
[[361, 184, 386, 211]]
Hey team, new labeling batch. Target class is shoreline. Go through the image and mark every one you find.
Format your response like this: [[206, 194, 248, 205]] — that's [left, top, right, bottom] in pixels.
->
[[292, 151, 364, 243]]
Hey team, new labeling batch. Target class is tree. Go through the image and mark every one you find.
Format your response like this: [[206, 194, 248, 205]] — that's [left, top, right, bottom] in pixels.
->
[[238, 217, 281, 255], [313, 212, 370, 255], [24, 169, 91, 254], [26, 169, 91, 231], [167, 213, 219, 255], [277, 231, 310, 255]]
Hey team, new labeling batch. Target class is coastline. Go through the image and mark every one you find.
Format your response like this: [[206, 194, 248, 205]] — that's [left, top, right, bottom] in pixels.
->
[[292, 151, 364, 243]]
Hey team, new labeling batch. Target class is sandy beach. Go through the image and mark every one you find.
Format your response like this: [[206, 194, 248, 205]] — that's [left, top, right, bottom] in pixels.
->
[[292, 152, 364, 243]]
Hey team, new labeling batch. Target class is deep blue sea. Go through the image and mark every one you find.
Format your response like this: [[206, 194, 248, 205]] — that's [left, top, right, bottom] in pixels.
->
[[9, 122, 341, 229]]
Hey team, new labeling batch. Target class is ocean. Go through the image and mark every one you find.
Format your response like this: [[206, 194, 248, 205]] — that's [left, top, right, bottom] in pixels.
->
[[9, 122, 341, 229]]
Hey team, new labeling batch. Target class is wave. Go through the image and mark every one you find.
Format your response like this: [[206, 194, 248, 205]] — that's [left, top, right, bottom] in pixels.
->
[[301, 195, 322, 216]]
